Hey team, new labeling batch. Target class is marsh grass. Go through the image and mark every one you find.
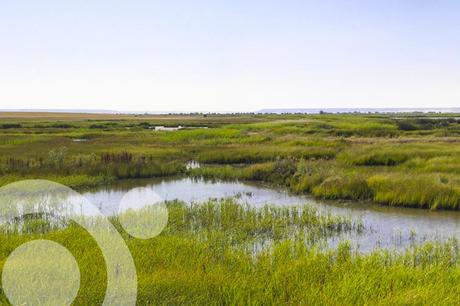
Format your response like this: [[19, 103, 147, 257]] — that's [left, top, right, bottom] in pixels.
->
[[3, 112, 460, 304], [2, 113, 460, 208], [1, 200, 460, 305], [368, 174, 460, 209], [0, 174, 110, 189], [197, 146, 336, 164]]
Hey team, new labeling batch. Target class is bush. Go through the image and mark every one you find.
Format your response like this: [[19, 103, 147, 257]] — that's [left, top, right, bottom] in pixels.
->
[[48, 146, 68, 168], [270, 158, 297, 184], [0, 123, 21, 129], [396, 120, 418, 131]]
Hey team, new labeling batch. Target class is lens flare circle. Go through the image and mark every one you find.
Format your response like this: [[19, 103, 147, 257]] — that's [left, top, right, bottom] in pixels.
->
[[2, 239, 80, 306], [0, 180, 138, 306], [118, 187, 168, 239]]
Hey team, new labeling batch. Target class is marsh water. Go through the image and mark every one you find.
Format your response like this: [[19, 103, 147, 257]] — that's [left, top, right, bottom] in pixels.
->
[[81, 177, 460, 253]]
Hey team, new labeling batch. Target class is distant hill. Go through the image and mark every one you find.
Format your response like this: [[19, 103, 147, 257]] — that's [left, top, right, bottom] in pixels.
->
[[2, 108, 460, 115], [257, 108, 460, 114]]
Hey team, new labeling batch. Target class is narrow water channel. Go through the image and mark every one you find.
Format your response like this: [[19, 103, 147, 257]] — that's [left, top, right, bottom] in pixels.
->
[[80, 177, 460, 253]]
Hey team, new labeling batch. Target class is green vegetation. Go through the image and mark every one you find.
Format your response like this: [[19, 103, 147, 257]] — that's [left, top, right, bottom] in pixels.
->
[[1, 112, 460, 209], [2, 199, 460, 305], [2, 112, 460, 304]]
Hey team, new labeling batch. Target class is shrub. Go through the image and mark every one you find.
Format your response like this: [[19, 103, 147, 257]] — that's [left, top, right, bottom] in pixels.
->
[[50, 123, 74, 129], [270, 158, 297, 184], [48, 146, 68, 168], [0, 123, 21, 129], [89, 124, 106, 129], [396, 120, 418, 131]]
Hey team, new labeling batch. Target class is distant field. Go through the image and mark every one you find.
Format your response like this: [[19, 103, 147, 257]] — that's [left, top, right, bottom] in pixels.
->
[[0, 111, 266, 123]]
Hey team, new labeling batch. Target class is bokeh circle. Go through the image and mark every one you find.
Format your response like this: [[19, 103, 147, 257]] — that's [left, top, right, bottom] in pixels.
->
[[2, 239, 80, 306], [118, 188, 168, 239]]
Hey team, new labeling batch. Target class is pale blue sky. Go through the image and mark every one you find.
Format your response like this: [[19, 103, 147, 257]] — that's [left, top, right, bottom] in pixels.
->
[[1, 0, 459, 112]]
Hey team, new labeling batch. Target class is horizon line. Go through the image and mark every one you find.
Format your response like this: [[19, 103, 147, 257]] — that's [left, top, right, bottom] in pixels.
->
[[2, 107, 460, 115]]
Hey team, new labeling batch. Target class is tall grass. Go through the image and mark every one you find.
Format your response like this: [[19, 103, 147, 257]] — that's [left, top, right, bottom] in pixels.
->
[[0, 149, 186, 186], [1, 200, 460, 304], [312, 175, 374, 200], [197, 146, 336, 164], [368, 174, 460, 209]]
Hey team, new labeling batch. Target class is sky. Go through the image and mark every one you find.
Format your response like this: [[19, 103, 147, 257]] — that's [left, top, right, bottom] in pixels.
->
[[0, 0, 459, 112]]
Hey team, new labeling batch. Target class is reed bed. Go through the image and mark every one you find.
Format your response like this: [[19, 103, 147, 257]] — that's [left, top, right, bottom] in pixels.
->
[[0, 199, 460, 305]]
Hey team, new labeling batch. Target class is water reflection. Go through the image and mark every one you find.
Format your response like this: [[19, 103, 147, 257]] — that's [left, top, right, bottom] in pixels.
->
[[80, 177, 460, 252]]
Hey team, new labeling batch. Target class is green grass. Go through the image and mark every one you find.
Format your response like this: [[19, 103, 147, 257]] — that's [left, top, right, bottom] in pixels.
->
[[3, 110, 460, 304], [196, 146, 336, 164], [2, 112, 460, 209], [1, 200, 460, 305], [368, 174, 460, 210], [0, 174, 111, 189]]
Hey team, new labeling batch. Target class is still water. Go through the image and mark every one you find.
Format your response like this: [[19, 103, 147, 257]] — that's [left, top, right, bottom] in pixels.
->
[[81, 177, 460, 253]]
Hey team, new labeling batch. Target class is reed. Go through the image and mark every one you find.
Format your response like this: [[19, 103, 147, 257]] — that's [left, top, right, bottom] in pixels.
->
[[1, 199, 460, 305]]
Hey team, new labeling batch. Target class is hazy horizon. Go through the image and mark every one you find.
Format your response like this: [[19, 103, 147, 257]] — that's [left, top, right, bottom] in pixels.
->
[[2, 107, 460, 115]]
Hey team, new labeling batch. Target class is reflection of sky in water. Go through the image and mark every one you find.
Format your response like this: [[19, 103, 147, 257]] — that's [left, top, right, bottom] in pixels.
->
[[82, 178, 319, 215], [81, 178, 460, 252], [0, 192, 102, 218], [2, 178, 460, 253], [37, 177, 460, 253]]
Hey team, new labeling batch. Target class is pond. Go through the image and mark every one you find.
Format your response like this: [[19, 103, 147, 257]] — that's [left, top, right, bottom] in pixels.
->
[[80, 177, 460, 253]]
